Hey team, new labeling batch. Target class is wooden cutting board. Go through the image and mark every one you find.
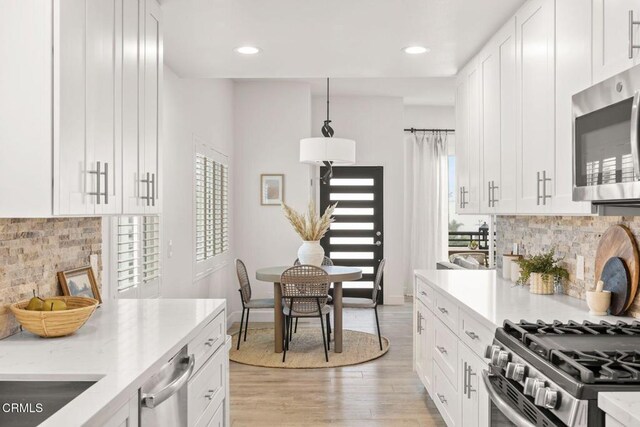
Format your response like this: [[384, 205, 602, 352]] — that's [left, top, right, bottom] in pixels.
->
[[595, 224, 639, 312], [601, 257, 630, 315]]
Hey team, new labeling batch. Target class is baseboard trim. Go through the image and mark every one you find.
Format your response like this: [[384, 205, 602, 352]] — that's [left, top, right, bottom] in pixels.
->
[[384, 295, 406, 305], [227, 309, 275, 327]]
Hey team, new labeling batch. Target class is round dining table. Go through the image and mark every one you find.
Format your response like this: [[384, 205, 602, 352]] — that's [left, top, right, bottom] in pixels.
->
[[256, 265, 362, 354]]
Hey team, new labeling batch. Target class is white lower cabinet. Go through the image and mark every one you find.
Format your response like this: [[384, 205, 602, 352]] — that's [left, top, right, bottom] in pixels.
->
[[188, 313, 229, 427], [102, 392, 139, 427], [415, 299, 433, 393], [433, 361, 460, 427], [414, 276, 491, 427], [459, 341, 490, 427]]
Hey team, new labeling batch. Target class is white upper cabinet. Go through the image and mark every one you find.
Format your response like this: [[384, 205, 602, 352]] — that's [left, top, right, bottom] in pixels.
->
[[0, 1, 53, 217], [2, 0, 162, 217], [54, 0, 122, 215], [122, 0, 163, 215], [455, 59, 481, 214], [515, 0, 556, 214], [480, 19, 517, 214], [455, 70, 469, 214], [593, 0, 640, 84], [553, 0, 593, 214]]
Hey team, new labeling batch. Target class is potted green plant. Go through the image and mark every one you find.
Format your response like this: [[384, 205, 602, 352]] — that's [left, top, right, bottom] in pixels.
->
[[515, 248, 569, 294]]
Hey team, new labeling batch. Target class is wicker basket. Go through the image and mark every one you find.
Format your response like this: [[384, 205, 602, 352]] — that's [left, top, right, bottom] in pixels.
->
[[529, 273, 554, 295], [10, 296, 98, 338]]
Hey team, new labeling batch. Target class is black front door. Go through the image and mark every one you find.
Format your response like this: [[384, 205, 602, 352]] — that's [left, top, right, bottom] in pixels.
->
[[320, 166, 384, 302]]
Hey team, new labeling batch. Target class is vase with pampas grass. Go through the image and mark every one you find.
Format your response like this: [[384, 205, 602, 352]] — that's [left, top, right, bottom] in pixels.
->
[[282, 201, 337, 266]]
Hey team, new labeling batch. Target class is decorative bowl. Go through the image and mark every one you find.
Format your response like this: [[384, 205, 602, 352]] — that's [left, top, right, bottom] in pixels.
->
[[10, 296, 98, 338]]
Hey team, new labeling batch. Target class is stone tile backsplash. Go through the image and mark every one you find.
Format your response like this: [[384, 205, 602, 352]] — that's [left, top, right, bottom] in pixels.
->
[[0, 218, 101, 339], [496, 215, 640, 318]]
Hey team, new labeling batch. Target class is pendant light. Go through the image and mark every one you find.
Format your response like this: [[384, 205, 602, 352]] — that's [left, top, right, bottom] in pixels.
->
[[300, 78, 356, 184]]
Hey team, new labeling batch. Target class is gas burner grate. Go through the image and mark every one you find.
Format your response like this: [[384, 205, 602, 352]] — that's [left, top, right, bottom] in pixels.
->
[[550, 350, 640, 384]]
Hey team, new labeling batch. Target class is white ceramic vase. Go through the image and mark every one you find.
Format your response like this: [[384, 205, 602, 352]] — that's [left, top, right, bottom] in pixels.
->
[[297, 241, 324, 266]]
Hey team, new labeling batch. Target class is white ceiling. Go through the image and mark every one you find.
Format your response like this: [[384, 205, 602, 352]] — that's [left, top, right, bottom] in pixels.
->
[[162, 0, 526, 79], [243, 77, 457, 106]]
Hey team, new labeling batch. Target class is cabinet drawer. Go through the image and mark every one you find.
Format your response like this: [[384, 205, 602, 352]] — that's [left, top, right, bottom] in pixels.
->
[[433, 317, 458, 388], [458, 310, 495, 360], [433, 360, 460, 427], [434, 290, 458, 332], [195, 398, 224, 427], [190, 311, 225, 374], [206, 401, 224, 427], [188, 344, 226, 427], [416, 277, 434, 310]]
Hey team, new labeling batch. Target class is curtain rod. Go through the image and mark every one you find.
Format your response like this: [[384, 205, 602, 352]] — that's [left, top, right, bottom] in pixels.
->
[[404, 128, 455, 133]]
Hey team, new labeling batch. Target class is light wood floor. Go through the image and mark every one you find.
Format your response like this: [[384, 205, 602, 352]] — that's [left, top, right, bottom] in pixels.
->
[[228, 299, 446, 426]]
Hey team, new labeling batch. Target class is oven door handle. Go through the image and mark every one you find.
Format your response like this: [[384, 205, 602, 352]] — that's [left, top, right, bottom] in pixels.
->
[[481, 370, 535, 427], [630, 90, 640, 180]]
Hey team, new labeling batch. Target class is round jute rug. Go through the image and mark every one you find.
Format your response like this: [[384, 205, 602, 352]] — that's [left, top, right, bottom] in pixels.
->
[[230, 328, 390, 368]]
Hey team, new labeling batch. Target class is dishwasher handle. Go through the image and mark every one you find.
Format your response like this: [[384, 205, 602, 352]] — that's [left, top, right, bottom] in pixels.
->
[[141, 354, 195, 409]]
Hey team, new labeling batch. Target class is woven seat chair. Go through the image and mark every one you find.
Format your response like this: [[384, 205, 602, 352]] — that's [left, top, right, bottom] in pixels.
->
[[280, 265, 331, 362], [292, 256, 333, 334], [235, 259, 275, 350], [342, 259, 386, 350]]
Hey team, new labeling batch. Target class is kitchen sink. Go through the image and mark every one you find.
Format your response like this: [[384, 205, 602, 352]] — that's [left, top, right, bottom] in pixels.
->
[[0, 380, 97, 426]]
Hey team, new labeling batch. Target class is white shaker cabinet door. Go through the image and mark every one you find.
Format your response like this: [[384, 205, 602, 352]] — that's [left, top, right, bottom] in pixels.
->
[[515, 0, 555, 214], [90, 0, 121, 215], [553, 0, 593, 215], [54, 0, 120, 215], [142, 0, 163, 214], [593, 0, 640, 84], [122, 0, 146, 215], [459, 343, 490, 427], [455, 72, 469, 215], [497, 19, 518, 214], [479, 45, 500, 214], [466, 61, 482, 214]]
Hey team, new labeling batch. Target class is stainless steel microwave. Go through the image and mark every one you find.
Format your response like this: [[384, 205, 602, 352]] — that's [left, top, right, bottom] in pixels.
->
[[572, 64, 640, 209]]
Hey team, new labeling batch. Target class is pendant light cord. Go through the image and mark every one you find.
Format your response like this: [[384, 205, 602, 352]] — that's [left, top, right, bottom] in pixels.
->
[[322, 78, 334, 138]]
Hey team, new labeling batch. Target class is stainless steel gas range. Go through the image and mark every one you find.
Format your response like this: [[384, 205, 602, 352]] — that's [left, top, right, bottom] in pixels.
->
[[484, 320, 640, 427]]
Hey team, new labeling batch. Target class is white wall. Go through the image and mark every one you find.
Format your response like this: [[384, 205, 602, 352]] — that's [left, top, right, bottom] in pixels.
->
[[162, 66, 239, 315], [234, 81, 312, 313], [311, 95, 405, 304], [403, 105, 455, 129]]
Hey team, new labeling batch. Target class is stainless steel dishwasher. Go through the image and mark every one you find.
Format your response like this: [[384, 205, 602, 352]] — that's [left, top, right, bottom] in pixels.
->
[[140, 345, 195, 426]]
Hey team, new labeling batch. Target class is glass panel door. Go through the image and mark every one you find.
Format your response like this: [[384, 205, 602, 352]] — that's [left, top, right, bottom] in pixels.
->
[[320, 166, 384, 301]]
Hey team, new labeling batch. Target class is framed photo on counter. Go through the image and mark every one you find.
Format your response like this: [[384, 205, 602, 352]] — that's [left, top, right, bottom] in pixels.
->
[[58, 266, 102, 304]]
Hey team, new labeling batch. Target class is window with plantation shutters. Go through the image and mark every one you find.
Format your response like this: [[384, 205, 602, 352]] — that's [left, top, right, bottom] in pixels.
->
[[195, 152, 229, 263], [116, 215, 161, 293]]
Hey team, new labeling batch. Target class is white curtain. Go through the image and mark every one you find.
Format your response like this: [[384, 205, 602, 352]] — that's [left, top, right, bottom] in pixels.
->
[[404, 132, 448, 292]]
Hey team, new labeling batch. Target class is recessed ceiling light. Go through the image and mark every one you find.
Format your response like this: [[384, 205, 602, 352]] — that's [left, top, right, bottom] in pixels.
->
[[235, 46, 261, 55], [403, 46, 430, 55]]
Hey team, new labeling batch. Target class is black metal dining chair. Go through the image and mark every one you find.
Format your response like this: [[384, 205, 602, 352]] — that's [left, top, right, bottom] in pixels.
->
[[280, 265, 332, 362], [235, 259, 275, 350], [342, 258, 386, 350]]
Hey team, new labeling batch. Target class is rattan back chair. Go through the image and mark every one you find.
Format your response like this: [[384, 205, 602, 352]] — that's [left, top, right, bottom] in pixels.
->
[[292, 256, 334, 334], [280, 265, 331, 362], [235, 259, 275, 350]]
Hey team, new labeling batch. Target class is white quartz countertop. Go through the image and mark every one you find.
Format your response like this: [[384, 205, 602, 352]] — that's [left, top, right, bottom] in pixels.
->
[[415, 269, 640, 424], [0, 298, 226, 426], [414, 269, 632, 330]]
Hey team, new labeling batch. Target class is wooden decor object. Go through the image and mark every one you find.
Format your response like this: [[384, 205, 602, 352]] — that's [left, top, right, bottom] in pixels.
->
[[601, 257, 631, 315], [10, 296, 98, 338], [595, 224, 639, 311]]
